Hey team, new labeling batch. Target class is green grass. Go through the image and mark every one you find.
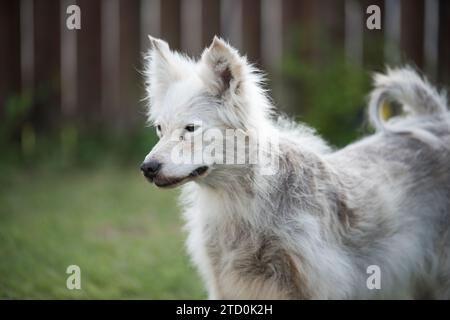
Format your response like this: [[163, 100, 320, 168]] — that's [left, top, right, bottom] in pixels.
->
[[0, 163, 205, 299]]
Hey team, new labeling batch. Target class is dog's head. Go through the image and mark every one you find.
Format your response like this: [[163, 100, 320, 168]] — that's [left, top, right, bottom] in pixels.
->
[[141, 36, 273, 188]]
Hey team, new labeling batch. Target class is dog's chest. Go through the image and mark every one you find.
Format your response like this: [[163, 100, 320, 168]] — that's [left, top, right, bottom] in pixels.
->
[[201, 221, 299, 299]]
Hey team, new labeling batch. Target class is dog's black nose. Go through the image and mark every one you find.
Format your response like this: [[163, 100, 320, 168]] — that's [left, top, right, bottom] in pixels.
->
[[140, 160, 161, 179]]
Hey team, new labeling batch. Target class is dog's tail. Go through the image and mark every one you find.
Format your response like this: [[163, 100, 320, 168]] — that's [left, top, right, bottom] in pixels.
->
[[368, 67, 447, 129]]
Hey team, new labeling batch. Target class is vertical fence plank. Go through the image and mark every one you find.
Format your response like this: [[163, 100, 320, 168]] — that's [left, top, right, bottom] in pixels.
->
[[20, 0, 34, 95], [220, 0, 243, 50], [101, 0, 120, 126], [321, 0, 345, 49], [33, 0, 61, 128], [279, 0, 320, 114], [77, 0, 102, 126], [384, 0, 401, 64], [140, 0, 161, 51], [424, 0, 439, 80], [160, 0, 181, 50], [317, 0, 345, 65], [119, 0, 141, 129], [201, 0, 220, 46], [362, 0, 385, 70], [401, 0, 424, 68], [261, 0, 283, 70], [281, 0, 319, 62], [0, 1, 21, 114], [438, 0, 450, 85], [60, 0, 78, 120], [281, 0, 301, 51], [345, 0, 363, 66], [181, 0, 202, 56], [241, 0, 261, 64]]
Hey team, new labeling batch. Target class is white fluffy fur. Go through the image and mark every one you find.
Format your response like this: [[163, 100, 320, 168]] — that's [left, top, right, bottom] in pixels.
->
[[142, 36, 450, 299]]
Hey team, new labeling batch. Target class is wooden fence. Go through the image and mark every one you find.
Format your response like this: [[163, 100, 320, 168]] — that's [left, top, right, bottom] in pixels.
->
[[0, 0, 449, 131]]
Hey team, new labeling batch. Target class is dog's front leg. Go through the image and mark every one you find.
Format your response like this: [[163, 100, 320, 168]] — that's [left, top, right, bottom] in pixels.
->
[[206, 278, 226, 300]]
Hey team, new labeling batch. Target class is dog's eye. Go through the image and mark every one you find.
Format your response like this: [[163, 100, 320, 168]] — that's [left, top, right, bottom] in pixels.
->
[[156, 125, 161, 132], [185, 124, 197, 132]]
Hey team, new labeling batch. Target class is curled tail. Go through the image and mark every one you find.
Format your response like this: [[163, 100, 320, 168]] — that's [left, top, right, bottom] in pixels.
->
[[368, 67, 447, 131]]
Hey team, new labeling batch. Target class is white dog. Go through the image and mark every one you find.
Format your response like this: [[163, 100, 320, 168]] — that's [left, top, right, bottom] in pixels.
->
[[141, 36, 450, 299]]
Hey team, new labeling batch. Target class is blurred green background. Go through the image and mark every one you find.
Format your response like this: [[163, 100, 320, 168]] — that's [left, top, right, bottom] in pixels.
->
[[1, 0, 449, 299]]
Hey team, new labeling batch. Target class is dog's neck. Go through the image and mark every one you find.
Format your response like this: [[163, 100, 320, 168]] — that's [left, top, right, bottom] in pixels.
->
[[185, 137, 342, 228]]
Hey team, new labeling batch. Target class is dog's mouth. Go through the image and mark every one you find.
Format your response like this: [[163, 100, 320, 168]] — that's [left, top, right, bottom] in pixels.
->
[[189, 166, 209, 177], [150, 166, 210, 188]]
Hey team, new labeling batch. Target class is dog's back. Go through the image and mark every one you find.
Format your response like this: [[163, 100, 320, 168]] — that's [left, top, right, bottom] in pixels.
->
[[324, 68, 450, 298]]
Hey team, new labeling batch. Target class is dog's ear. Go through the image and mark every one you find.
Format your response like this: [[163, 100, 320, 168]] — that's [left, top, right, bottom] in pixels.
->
[[201, 36, 244, 96], [145, 36, 180, 101]]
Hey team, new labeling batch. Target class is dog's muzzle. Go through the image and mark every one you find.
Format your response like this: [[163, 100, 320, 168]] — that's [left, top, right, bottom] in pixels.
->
[[140, 162, 210, 188], [140, 160, 161, 180]]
